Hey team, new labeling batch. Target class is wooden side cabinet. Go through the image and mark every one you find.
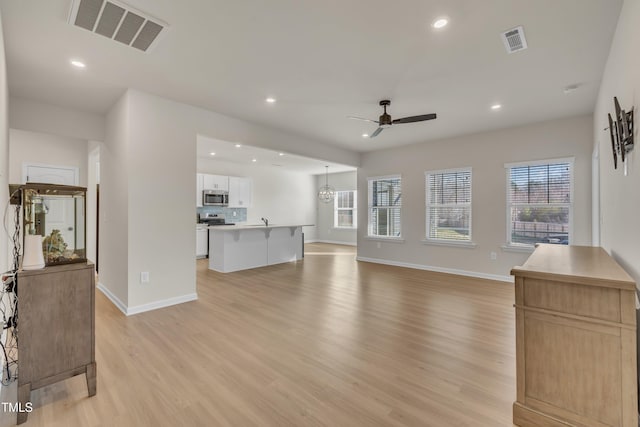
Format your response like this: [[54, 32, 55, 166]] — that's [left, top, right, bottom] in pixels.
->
[[511, 244, 637, 427], [17, 262, 96, 424]]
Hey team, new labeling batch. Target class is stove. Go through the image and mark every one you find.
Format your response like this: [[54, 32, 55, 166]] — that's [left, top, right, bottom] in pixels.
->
[[198, 213, 234, 226]]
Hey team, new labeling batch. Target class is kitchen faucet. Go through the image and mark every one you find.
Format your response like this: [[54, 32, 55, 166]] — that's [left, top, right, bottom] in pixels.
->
[[261, 217, 269, 226]]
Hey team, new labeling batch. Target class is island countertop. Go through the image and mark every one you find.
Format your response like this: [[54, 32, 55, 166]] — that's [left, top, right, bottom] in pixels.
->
[[207, 224, 314, 231], [208, 224, 310, 273]]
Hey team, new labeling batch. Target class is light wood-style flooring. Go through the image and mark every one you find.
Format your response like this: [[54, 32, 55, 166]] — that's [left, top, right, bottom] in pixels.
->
[[3, 243, 517, 426]]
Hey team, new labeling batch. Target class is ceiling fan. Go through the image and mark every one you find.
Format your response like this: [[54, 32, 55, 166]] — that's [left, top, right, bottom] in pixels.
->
[[348, 100, 437, 138]]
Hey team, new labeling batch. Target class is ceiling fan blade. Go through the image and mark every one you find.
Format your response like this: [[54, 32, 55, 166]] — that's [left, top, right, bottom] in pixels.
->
[[392, 113, 437, 124], [347, 116, 379, 124], [370, 127, 384, 138]]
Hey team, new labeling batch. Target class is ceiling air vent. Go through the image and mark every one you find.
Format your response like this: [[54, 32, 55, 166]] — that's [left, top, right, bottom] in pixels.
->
[[68, 0, 168, 53], [501, 26, 528, 54]]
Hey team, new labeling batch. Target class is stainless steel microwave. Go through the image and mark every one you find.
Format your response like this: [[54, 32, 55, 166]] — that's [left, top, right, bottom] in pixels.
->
[[203, 190, 228, 206]]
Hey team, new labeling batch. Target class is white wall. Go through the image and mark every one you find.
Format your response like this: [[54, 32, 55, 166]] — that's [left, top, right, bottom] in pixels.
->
[[7, 99, 104, 268], [198, 158, 318, 241], [9, 96, 105, 142], [99, 89, 359, 313], [0, 10, 9, 274], [357, 115, 593, 280], [594, 0, 640, 285], [8, 129, 88, 185], [100, 92, 130, 308], [315, 171, 357, 245], [126, 91, 197, 310], [592, 0, 640, 389], [87, 142, 100, 265]]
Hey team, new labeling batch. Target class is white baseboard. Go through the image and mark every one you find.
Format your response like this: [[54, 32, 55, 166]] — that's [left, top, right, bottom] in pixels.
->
[[355, 256, 514, 283], [97, 282, 128, 315], [314, 240, 357, 247], [97, 282, 198, 316], [127, 293, 198, 316]]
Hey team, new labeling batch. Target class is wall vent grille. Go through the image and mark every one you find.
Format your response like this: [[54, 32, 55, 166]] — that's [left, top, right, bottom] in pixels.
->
[[68, 0, 168, 53], [501, 26, 528, 54]]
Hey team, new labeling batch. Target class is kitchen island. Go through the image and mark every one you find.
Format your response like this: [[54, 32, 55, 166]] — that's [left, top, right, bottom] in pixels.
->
[[208, 224, 312, 273]]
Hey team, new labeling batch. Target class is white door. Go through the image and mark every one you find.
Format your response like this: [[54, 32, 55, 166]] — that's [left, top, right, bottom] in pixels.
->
[[23, 164, 80, 249], [23, 164, 78, 186]]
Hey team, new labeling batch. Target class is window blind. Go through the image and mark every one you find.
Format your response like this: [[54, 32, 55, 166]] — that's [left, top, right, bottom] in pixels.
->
[[507, 161, 572, 246], [509, 163, 571, 204], [368, 176, 401, 237], [370, 178, 402, 207], [336, 191, 354, 209], [335, 190, 356, 228], [426, 170, 471, 241]]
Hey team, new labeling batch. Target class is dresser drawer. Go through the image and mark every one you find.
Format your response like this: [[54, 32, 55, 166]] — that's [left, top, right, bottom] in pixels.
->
[[523, 278, 621, 322]]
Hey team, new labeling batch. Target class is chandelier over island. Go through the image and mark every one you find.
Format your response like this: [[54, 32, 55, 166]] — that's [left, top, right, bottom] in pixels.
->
[[318, 165, 335, 203]]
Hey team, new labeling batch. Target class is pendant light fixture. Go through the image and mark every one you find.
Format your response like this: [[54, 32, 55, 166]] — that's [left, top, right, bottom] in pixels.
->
[[318, 166, 335, 203]]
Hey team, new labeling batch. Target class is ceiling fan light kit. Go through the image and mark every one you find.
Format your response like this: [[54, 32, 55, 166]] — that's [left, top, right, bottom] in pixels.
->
[[348, 100, 437, 138]]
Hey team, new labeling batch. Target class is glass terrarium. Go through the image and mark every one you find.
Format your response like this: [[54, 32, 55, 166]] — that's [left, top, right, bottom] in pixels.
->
[[17, 183, 87, 266]]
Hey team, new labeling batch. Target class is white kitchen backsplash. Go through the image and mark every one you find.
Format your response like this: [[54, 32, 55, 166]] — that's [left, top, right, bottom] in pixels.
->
[[197, 206, 247, 223]]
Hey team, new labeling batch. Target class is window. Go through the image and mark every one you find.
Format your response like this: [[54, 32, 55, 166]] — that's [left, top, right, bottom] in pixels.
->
[[506, 159, 573, 247], [334, 191, 357, 228], [425, 168, 472, 242], [368, 175, 402, 238]]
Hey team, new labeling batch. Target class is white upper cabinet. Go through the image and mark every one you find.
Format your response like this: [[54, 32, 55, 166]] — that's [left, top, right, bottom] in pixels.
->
[[203, 174, 229, 191], [196, 173, 204, 207], [228, 176, 253, 208], [197, 173, 250, 208]]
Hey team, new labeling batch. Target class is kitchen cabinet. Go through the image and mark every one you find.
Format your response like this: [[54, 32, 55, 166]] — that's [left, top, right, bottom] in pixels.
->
[[196, 225, 208, 258], [228, 176, 252, 208], [203, 174, 228, 191], [196, 173, 204, 207], [197, 174, 248, 207], [511, 244, 637, 427]]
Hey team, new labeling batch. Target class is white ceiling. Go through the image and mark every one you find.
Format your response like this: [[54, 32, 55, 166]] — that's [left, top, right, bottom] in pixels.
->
[[0, 0, 622, 152], [197, 135, 355, 175]]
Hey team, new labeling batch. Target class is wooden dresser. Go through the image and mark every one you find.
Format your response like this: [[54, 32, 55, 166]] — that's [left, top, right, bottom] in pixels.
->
[[17, 263, 97, 424], [511, 244, 637, 427]]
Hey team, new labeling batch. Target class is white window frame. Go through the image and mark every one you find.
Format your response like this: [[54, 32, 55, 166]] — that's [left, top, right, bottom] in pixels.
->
[[504, 157, 574, 252], [424, 167, 476, 248], [334, 190, 357, 229], [367, 174, 403, 240]]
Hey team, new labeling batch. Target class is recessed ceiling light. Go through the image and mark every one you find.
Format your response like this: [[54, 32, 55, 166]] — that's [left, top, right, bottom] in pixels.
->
[[265, 97, 276, 104], [209, 152, 216, 156], [362, 133, 369, 138], [235, 144, 242, 148], [70, 60, 86, 69], [432, 18, 449, 29], [278, 152, 285, 156], [563, 84, 580, 94], [252, 158, 257, 162], [491, 104, 502, 110]]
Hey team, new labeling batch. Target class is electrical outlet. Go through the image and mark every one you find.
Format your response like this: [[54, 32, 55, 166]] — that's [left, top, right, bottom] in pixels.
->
[[376, 242, 381, 249], [232, 211, 237, 217], [490, 252, 497, 261], [140, 272, 150, 283]]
